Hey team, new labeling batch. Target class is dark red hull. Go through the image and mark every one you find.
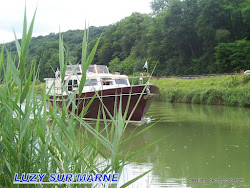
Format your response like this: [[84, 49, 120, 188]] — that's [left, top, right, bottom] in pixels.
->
[[49, 85, 158, 122]]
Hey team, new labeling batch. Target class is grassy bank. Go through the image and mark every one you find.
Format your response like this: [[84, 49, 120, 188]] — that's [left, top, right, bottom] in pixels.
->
[[155, 75, 250, 107]]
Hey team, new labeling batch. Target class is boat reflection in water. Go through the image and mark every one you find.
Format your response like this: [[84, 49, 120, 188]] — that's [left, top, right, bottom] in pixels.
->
[[44, 65, 158, 122]]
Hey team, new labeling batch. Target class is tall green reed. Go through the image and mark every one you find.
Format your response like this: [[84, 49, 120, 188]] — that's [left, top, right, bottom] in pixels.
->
[[0, 7, 161, 187]]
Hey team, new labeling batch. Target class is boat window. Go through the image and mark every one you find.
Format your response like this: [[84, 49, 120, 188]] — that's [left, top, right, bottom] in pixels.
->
[[115, 79, 128, 85], [87, 66, 95, 73], [102, 78, 113, 85], [87, 65, 109, 74], [66, 67, 72, 72], [73, 66, 81, 75], [73, 80, 78, 87], [96, 66, 109, 73], [75, 66, 81, 72], [66, 65, 82, 75], [68, 80, 72, 91], [85, 79, 98, 86]]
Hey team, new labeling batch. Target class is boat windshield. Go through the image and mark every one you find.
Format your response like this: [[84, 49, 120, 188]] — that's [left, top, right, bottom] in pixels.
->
[[66, 65, 81, 75], [88, 65, 109, 74]]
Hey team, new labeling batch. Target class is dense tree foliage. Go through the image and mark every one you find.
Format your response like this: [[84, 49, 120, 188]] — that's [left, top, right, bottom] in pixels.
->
[[88, 0, 249, 76], [215, 40, 250, 72], [3, 0, 250, 80]]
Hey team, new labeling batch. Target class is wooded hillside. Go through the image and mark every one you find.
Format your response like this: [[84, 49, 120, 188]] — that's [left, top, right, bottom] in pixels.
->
[[4, 26, 108, 80], [4, 0, 250, 80], [93, 0, 250, 76]]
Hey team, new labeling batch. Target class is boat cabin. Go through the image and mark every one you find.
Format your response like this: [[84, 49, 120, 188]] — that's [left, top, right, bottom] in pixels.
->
[[44, 65, 130, 95]]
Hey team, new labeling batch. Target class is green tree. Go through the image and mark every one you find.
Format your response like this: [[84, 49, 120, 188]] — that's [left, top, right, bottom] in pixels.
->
[[223, 0, 248, 40], [94, 13, 152, 68], [151, 0, 169, 16], [148, 0, 201, 75], [241, 0, 250, 39], [109, 57, 122, 73], [242, 0, 250, 24], [195, 0, 230, 73], [34, 41, 59, 80], [215, 39, 250, 72], [215, 29, 231, 43]]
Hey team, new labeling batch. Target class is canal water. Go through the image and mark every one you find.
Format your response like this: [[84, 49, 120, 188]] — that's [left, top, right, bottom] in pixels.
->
[[119, 102, 250, 187]]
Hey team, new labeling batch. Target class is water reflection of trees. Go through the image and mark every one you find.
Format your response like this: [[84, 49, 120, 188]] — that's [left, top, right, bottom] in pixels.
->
[[122, 102, 250, 186]]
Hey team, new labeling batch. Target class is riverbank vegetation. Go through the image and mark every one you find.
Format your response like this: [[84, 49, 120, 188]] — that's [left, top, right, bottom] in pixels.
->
[[0, 8, 159, 187], [2, 0, 250, 81], [155, 75, 250, 107]]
